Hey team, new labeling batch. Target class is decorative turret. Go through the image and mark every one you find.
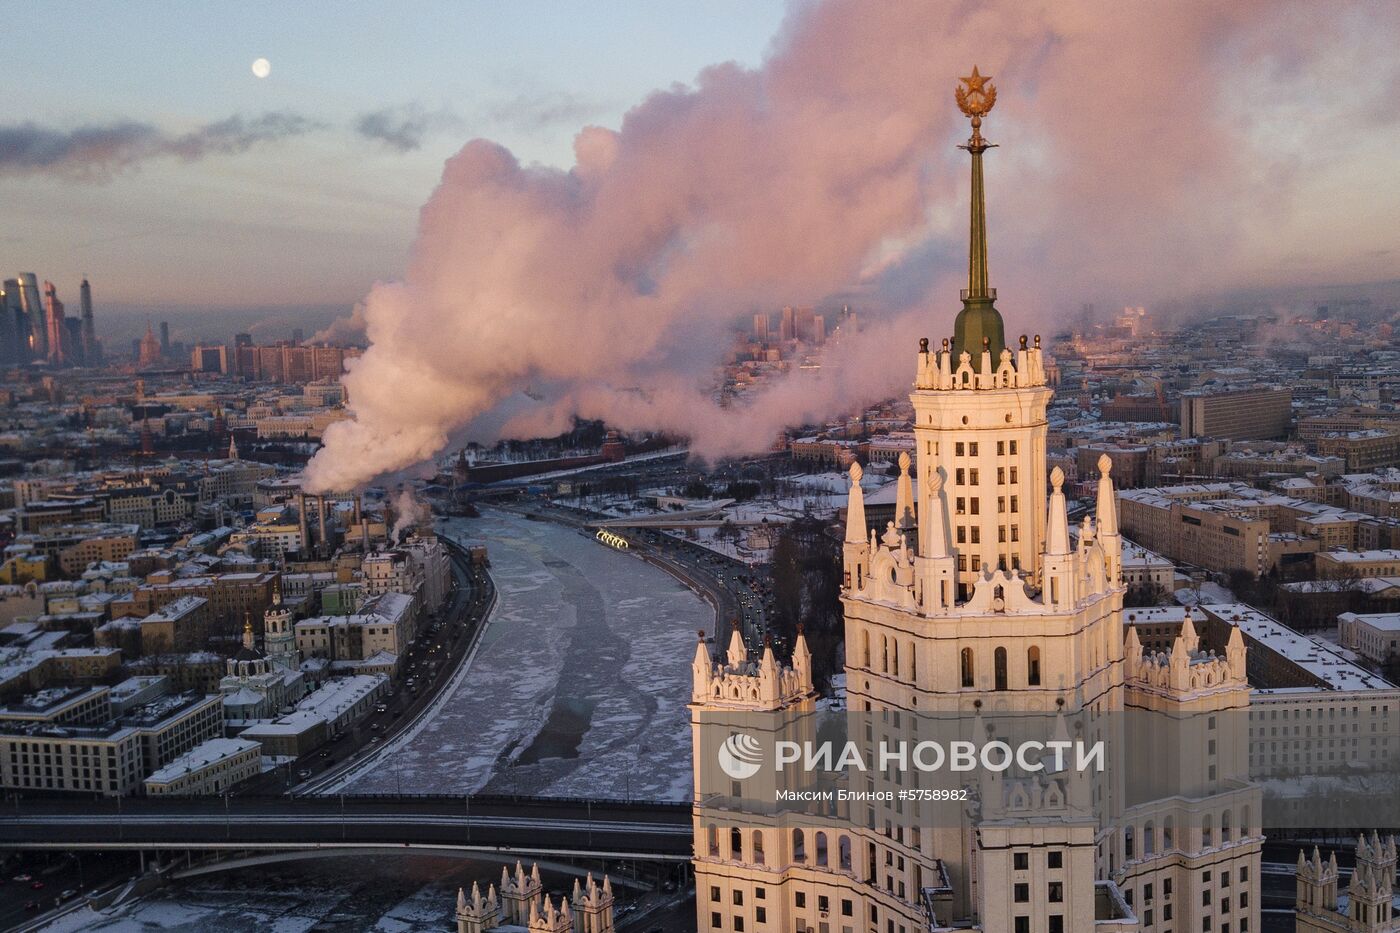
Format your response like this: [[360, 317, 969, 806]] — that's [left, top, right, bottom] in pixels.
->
[[1297, 845, 1341, 916], [691, 620, 814, 711], [528, 895, 573, 933], [570, 873, 615, 933], [894, 451, 916, 531], [456, 880, 502, 933], [1095, 454, 1122, 584], [1225, 624, 1246, 680], [843, 463, 870, 589], [915, 471, 956, 613], [1348, 832, 1397, 929], [500, 861, 544, 926], [1124, 613, 1249, 699], [1042, 467, 1074, 609]]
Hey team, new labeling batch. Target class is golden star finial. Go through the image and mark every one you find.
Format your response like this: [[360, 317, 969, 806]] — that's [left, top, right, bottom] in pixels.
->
[[955, 65, 998, 129], [961, 66, 990, 95]]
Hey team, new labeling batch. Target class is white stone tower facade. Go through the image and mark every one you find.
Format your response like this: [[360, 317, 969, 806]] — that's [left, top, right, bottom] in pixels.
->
[[689, 66, 1261, 933]]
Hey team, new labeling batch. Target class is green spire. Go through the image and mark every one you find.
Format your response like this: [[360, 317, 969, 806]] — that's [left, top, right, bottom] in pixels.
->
[[951, 66, 1005, 370]]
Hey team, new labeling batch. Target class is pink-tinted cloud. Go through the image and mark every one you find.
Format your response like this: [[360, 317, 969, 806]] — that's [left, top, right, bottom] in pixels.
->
[[305, 0, 1400, 492]]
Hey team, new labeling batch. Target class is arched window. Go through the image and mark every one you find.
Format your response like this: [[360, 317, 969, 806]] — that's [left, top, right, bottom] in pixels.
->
[[881, 636, 889, 673], [1163, 816, 1174, 851], [730, 826, 743, 860], [1124, 825, 1135, 860], [1202, 813, 1213, 847], [815, 831, 829, 866], [891, 640, 899, 678], [961, 648, 975, 687], [793, 828, 806, 862], [1027, 646, 1041, 686], [752, 830, 765, 865], [1143, 821, 1156, 856], [862, 631, 871, 667], [707, 825, 719, 857], [839, 835, 852, 871], [1240, 805, 1251, 840], [1221, 809, 1232, 843], [994, 646, 1008, 691], [909, 643, 917, 684]]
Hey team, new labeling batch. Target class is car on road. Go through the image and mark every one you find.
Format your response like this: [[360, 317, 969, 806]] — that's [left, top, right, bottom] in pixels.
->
[[318, 750, 331, 758], [23, 900, 38, 911], [374, 703, 388, 713], [12, 874, 31, 882], [60, 889, 76, 900], [30, 880, 44, 890], [297, 769, 312, 779]]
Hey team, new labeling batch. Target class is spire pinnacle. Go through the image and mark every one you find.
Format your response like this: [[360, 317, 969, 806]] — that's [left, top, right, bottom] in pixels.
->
[[952, 66, 1005, 370]]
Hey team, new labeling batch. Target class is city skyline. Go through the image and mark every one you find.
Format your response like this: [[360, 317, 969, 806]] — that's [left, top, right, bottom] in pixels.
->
[[2, 1, 1399, 317]]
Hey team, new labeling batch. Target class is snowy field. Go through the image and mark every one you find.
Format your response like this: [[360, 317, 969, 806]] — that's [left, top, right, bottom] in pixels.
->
[[325, 508, 710, 801]]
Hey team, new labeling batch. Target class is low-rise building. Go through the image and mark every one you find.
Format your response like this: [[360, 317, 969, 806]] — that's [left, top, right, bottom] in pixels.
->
[[238, 674, 386, 757], [143, 737, 261, 796], [0, 691, 222, 796], [1338, 612, 1400, 665]]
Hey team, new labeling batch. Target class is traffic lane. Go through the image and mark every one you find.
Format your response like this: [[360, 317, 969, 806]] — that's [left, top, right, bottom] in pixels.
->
[[0, 851, 134, 928], [259, 555, 490, 793], [290, 556, 493, 792]]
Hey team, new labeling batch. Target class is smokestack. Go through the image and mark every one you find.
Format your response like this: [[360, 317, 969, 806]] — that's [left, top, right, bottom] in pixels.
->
[[297, 492, 309, 555], [316, 495, 328, 555]]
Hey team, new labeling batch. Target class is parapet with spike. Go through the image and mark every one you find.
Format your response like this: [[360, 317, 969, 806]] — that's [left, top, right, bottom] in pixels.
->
[[915, 333, 1047, 391], [691, 622, 815, 710], [1123, 612, 1249, 700]]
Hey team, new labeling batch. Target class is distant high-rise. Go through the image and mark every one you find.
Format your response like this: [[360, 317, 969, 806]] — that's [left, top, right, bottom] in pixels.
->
[[43, 281, 66, 365], [812, 314, 826, 345], [79, 278, 100, 364], [779, 305, 795, 341], [0, 280, 20, 363], [292, 327, 305, 345], [17, 273, 46, 360], [792, 306, 814, 342], [138, 322, 162, 369], [158, 321, 170, 357], [752, 312, 768, 343]]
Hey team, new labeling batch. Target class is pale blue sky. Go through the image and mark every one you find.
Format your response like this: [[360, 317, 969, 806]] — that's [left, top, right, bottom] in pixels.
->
[[1, 1, 789, 312]]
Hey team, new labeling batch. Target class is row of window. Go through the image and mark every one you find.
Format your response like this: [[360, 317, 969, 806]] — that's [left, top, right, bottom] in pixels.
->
[[952, 441, 1020, 457]]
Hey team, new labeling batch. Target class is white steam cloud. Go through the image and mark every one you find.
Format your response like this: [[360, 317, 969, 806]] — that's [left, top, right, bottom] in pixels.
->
[[304, 0, 1400, 492], [389, 487, 430, 543]]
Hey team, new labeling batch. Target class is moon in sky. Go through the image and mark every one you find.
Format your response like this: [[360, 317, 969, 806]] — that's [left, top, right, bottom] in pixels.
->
[[251, 58, 271, 79]]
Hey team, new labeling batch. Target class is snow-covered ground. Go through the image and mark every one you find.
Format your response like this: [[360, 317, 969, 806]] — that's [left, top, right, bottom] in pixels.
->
[[324, 508, 709, 801]]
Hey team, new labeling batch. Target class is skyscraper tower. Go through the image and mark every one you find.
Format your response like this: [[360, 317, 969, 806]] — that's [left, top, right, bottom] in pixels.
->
[[17, 273, 46, 360], [43, 281, 66, 366], [138, 322, 162, 369], [689, 67, 1261, 933], [0, 281, 19, 364], [158, 321, 170, 358], [79, 278, 100, 365]]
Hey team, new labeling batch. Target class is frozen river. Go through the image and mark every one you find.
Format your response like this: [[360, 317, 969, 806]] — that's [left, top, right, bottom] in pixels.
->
[[326, 508, 709, 801]]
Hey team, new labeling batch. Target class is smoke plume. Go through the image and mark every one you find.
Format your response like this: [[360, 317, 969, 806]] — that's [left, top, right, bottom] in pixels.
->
[[389, 487, 431, 543], [305, 0, 1400, 493], [0, 113, 322, 179]]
